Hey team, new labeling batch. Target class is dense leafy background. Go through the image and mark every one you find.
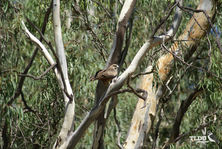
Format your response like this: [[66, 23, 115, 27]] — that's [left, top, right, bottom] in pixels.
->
[[0, 0, 221, 148]]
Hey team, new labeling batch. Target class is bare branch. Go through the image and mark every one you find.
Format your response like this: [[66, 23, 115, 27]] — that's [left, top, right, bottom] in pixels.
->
[[169, 87, 204, 143], [52, 0, 75, 148], [151, 1, 180, 38], [19, 63, 57, 80], [71, 3, 107, 62], [161, 44, 222, 80], [66, 2, 182, 145], [8, 0, 53, 105], [21, 91, 36, 113], [113, 107, 123, 149], [91, 0, 112, 18], [92, 0, 137, 148], [131, 69, 154, 80], [21, 21, 56, 68], [127, 78, 147, 101], [177, 2, 222, 53]]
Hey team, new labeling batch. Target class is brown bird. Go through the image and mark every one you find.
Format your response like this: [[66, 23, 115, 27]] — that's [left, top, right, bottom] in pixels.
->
[[90, 64, 119, 84]]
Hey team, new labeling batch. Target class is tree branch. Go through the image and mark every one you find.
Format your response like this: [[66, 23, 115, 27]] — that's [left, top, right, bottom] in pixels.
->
[[92, 0, 137, 148], [169, 87, 204, 142], [65, 1, 182, 145], [8, 0, 53, 106], [19, 63, 57, 80], [52, 0, 75, 148]]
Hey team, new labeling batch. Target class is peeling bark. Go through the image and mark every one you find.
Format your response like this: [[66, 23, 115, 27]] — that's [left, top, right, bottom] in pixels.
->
[[124, 0, 215, 148]]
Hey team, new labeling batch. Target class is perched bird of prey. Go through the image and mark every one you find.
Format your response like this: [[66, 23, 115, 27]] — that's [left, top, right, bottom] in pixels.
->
[[90, 64, 119, 84]]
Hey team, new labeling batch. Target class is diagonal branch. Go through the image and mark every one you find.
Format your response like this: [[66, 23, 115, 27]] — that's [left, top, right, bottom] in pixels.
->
[[92, 1, 136, 148], [127, 78, 147, 101], [151, 1, 181, 38], [20, 19, 74, 148], [19, 63, 57, 80], [169, 87, 204, 143], [65, 4, 182, 145], [8, 0, 53, 106]]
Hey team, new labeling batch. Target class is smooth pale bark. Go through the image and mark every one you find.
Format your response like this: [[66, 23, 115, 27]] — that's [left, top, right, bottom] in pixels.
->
[[123, 66, 156, 149], [124, 0, 215, 148], [21, 8, 75, 147], [52, 0, 75, 149], [65, 0, 184, 148], [93, 0, 137, 148], [22, 0, 75, 148]]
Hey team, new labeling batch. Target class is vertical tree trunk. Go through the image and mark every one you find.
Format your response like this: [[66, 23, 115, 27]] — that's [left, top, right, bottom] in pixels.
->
[[92, 1, 137, 148], [124, 0, 215, 148]]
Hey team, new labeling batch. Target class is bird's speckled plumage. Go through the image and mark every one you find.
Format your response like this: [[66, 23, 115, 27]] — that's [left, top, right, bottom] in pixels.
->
[[90, 64, 119, 83]]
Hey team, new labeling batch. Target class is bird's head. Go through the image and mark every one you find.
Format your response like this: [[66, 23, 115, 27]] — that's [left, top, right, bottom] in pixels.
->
[[111, 64, 119, 70]]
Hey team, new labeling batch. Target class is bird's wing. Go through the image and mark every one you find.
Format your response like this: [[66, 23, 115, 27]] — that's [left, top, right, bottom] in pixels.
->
[[90, 70, 103, 81], [101, 69, 117, 79]]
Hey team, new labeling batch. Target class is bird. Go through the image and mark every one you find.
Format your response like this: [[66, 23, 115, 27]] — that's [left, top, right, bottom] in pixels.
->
[[90, 64, 119, 84]]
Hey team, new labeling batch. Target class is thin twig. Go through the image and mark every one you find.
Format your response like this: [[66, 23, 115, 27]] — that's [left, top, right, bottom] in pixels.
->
[[132, 69, 154, 79], [19, 63, 57, 80], [161, 44, 222, 80], [71, 3, 107, 62], [113, 107, 123, 149], [178, 4, 222, 54], [152, 104, 164, 149], [8, 0, 53, 106], [151, 1, 179, 38], [21, 91, 36, 113], [127, 78, 147, 100], [106, 88, 146, 101], [91, 0, 112, 18], [207, 34, 212, 71]]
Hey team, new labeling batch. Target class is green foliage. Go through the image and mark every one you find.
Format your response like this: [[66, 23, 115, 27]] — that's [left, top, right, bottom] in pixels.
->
[[0, 0, 222, 149]]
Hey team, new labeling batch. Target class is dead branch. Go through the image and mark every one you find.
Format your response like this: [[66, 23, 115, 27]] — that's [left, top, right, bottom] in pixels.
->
[[19, 63, 57, 80], [8, 0, 53, 106], [161, 44, 222, 80], [132, 69, 154, 79], [127, 78, 147, 101], [169, 87, 204, 142]]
